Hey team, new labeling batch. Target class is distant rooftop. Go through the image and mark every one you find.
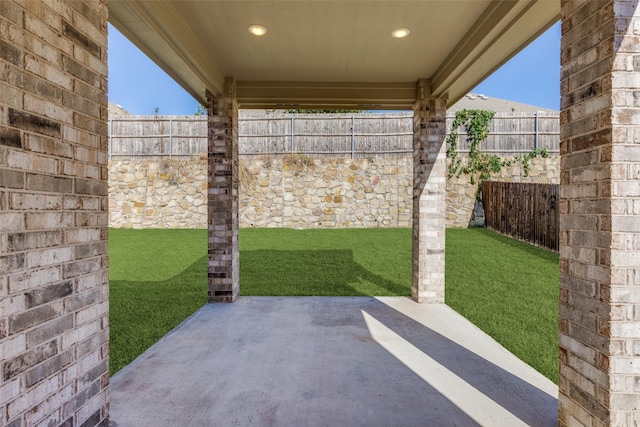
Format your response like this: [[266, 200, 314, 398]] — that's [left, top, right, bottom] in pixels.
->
[[449, 94, 557, 114], [108, 102, 130, 117], [108, 95, 558, 119]]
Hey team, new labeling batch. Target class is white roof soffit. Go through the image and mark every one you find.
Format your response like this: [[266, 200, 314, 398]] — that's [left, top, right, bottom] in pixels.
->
[[108, 1, 559, 110]]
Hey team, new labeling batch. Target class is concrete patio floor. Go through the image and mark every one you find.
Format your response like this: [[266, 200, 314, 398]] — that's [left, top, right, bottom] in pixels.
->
[[109, 297, 558, 427]]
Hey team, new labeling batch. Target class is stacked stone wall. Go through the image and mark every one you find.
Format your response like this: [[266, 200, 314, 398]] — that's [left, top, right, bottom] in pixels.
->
[[447, 156, 560, 227], [241, 156, 413, 228], [108, 155, 559, 229], [108, 158, 207, 229], [0, 1, 109, 426]]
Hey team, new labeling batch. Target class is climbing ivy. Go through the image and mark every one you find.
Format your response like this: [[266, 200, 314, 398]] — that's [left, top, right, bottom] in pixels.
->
[[446, 109, 549, 185]]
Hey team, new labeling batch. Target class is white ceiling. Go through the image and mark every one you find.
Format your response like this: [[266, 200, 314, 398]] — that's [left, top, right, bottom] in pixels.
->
[[109, 1, 560, 109]]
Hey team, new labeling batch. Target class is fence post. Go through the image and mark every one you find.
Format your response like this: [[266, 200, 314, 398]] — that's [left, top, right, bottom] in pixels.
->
[[351, 114, 355, 159], [534, 112, 539, 150], [108, 118, 112, 160], [169, 118, 173, 158], [290, 116, 294, 153]]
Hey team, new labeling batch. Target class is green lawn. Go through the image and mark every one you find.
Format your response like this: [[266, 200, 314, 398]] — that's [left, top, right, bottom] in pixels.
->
[[240, 228, 411, 296], [445, 228, 559, 382], [109, 227, 558, 382], [108, 228, 207, 374]]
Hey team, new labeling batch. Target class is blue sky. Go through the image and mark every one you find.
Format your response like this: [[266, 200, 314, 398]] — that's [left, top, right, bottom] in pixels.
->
[[107, 22, 560, 115]]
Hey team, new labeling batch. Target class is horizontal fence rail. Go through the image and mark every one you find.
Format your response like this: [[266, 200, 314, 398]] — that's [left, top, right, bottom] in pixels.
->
[[108, 111, 560, 159], [482, 181, 559, 251]]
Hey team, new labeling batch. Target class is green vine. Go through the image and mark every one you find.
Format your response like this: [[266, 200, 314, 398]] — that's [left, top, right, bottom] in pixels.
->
[[446, 109, 549, 185], [518, 147, 550, 177]]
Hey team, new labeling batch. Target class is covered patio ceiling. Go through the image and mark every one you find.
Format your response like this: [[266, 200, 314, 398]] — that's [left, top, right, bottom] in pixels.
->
[[108, 1, 559, 110]]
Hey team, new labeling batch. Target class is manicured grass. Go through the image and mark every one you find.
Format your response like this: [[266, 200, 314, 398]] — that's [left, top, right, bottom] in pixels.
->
[[109, 227, 558, 383], [240, 228, 411, 296], [445, 228, 559, 383], [108, 228, 410, 374], [108, 228, 207, 375]]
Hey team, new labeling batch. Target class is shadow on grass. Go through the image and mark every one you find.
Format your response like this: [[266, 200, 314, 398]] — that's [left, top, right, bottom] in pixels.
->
[[109, 256, 208, 375], [111, 249, 409, 374], [241, 249, 409, 296]]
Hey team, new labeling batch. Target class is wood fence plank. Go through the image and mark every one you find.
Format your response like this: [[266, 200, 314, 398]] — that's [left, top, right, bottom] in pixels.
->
[[108, 112, 560, 158], [482, 181, 559, 251]]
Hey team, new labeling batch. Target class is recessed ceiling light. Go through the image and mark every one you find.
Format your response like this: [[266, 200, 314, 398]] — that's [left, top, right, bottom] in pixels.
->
[[248, 25, 267, 36], [391, 28, 411, 38]]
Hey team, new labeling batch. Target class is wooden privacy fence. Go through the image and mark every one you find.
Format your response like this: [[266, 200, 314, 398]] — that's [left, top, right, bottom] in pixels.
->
[[108, 116, 207, 158], [239, 113, 412, 158], [108, 111, 559, 159], [482, 181, 559, 251]]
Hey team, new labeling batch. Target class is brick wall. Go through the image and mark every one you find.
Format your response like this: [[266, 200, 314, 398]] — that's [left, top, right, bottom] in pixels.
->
[[207, 84, 239, 303], [0, 1, 109, 426], [559, 0, 640, 425], [412, 93, 447, 303]]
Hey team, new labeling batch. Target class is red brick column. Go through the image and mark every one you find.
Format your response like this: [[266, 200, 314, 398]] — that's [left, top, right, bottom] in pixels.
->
[[560, 1, 640, 424], [0, 1, 109, 425], [206, 78, 239, 302], [412, 80, 447, 303]]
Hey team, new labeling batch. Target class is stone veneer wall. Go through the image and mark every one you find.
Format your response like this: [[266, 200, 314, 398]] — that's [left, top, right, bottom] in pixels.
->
[[241, 156, 413, 228], [108, 155, 559, 229], [109, 158, 208, 229], [0, 1, 110, 426], [447, 156, 560, 227]]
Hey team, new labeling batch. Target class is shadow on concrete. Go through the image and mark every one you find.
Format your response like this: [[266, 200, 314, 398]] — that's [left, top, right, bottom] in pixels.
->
[[241, 249, 409, 296], [360, 299, 557, 426], [110, 297, 557, 427]]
